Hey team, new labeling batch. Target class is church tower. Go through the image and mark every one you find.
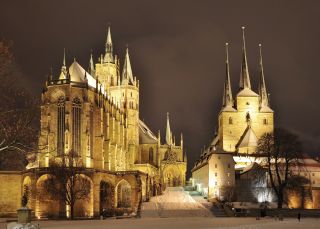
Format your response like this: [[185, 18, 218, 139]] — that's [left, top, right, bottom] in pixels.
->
[[217, 27, 274, 154], [95, 26, 120, 89]]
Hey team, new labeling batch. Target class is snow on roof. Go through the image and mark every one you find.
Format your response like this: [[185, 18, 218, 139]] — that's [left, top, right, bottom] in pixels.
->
[[237, 87, 259, 97], [221, 105, 237, 112], [68, 61, 106, 95], [210, 135, 219, 147], [139, 120, 158, 144], [236, 126, 258, 148], [260, 105, 273, 113]]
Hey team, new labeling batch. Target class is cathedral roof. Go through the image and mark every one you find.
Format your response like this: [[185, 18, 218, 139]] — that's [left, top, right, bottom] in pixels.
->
[[139, 120, 158, 144], [237, 87, 259, 97], [221, 105, 237, 112], [69, 60, 106, 94], [236, 125, 258, 149], [260, 105, 273, 113]]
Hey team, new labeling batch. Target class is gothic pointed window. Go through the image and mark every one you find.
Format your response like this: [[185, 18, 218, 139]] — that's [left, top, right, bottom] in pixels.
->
[[229, 117, 233, 125], [263, 117, 268, 125], [89, 106, 94, 158], [149, 147, 154, 164], [72, 98, 82, 156], [57, 97, 65, 156]]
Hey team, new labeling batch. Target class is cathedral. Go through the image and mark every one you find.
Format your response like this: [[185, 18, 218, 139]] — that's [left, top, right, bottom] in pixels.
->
[[0, 27, 186, 218]]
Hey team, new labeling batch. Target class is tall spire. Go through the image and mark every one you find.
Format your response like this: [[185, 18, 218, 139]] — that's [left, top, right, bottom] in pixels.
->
[[259, 44, 269, 107], [223, 43, 233, 107], [89, 50, 95, 76], [239, 26, 251, 90], [121, 47, 134, 85], [165, 112, 172, 145], [59, 48, 67, 80], [104, 25, 114, 63]]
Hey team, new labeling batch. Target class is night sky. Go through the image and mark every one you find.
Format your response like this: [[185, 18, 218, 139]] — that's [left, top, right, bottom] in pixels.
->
[[1, 0, 320, 176]]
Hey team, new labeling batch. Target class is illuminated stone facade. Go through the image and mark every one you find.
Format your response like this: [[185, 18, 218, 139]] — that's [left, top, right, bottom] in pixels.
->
[[0, 27, 186, 218], [192, 28, 273, 198]]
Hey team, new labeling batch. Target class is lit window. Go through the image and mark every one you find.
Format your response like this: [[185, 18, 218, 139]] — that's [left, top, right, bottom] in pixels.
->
[[57, 96, 65, 156], [263, 118, 268, 125], [229, 117, 233, 125], [227, 173, 230, 177]]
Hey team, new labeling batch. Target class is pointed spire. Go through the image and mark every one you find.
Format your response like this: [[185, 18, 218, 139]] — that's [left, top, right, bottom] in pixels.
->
[[223, 43, 233, 107], [104, 25, 114, 63], [59, 48, 67, 80], [239, 26, 251, 90], [158, 130, 161, 146], [180, 133, 183, 149], [89, 50, 95, 76], [121, 47, 134, 85], [165, 112, 172, 145], [259, 44, 269, 107]]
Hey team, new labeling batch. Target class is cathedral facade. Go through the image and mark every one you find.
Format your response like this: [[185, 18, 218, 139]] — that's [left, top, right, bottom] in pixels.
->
[[0, 27, 186, 218]]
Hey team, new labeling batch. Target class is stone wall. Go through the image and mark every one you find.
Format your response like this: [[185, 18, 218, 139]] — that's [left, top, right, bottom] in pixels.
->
[[0, 171, 22, 217]]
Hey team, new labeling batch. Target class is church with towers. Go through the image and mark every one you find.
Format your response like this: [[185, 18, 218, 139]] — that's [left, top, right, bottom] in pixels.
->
[[192, 27, 274, 199], [0, 27, 186, 218]]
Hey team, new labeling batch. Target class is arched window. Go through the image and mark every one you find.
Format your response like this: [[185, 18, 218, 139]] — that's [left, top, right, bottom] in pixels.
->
[[57, 97, 65, 156], [229, 117, 233, 125], [149, 147, 154, 164], [89, 106, 94, 158], [263, 117, 268, 125], [72, 98, 82, 155]]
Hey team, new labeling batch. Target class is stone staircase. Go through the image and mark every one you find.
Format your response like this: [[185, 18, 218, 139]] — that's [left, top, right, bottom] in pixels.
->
[[141, 187, 214, 218], [210, 202, 228, 217]]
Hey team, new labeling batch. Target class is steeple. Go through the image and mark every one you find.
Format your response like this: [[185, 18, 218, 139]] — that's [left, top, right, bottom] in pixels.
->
[[165, 112, 172, 145], [223, 43, 233, 107], [89, 50, 95, 76], [258, 44, 269, 107], [104, 25, 114, 63], [239, 26, 251, 90], [59, 48, 67, 80], [121, 47, 134, 85]]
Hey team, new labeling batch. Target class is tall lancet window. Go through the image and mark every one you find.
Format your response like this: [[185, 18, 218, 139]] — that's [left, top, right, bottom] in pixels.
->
[[72, 98, 82, 156], [57, 97, 65, 156], [89, 106, 94, 158]]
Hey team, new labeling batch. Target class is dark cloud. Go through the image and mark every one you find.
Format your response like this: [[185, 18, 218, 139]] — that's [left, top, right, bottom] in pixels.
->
[[1, 0, 320, 177]]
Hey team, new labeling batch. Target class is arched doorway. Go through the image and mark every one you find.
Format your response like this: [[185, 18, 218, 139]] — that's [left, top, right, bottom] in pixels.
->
[[163, 167, 182, 187], [116, 180, 132, 208], [100, 181, 114, 216], [36, 174, 60, 218]]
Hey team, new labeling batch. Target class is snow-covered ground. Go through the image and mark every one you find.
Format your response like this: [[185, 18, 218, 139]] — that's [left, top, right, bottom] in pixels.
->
[[2, 218, 319, 229], [142, 187, 213, 217]]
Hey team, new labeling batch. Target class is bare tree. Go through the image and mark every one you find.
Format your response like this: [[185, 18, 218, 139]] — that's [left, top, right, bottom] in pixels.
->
[[257, 128, 302, 208], [42, 150, 91, 219], [0, 39, 39, 170]]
